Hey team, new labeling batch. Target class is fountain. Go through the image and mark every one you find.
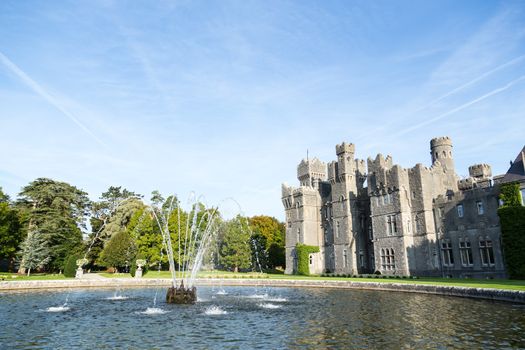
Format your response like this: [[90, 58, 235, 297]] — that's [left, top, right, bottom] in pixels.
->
[[149, 194, 220, 304]]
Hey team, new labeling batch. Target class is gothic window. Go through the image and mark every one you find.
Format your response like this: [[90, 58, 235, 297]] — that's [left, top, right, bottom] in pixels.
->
[[407, 219, 411, 233], [343, 249, 348, 268], [479, 239, 495, 267], [386, 215, 397, 235], [380, 248, 395, 270], [441, 240, 454, 267], [459, 239, 473, 267], [457, 204, 464, 218], [442, 151, 447, 157], [359, 250, 365, 268], [335, 221, 340, 238], [297, 228, 301, 243], [412, 191, 416, 199], [383, 194, 388, 205], [288, 221, 292, 228], [309, 254, 313, 265], [380, 249, 386, 270], [476, 201, 484, 215]]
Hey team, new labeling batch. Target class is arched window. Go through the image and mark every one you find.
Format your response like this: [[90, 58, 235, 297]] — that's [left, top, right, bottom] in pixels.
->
[[442, 150, 447, 157]]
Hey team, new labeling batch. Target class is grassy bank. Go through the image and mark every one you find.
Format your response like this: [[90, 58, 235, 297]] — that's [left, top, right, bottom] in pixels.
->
[[2, 271, 525, 291]]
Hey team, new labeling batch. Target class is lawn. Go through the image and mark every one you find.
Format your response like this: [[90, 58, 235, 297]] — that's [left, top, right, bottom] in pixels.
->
[[0, 272, 67, 281]]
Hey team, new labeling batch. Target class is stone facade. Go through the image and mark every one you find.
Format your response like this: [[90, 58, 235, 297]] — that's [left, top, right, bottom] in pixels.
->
[[282, 137, 511, 278]]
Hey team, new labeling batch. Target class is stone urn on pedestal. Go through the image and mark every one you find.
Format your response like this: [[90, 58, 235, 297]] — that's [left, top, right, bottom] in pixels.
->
[[135, 259, 146, 278], [75, 258, 88, 279]]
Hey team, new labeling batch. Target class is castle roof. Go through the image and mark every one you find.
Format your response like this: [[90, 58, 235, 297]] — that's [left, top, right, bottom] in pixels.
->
[[501, 145, 525, 183]]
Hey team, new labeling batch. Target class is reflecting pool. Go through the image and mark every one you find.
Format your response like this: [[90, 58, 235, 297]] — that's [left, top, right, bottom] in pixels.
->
[[1, 286, 524, 349]]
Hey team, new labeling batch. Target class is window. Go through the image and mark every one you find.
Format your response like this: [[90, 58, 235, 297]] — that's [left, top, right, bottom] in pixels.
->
[[380, 248, 395, 270], [359, 250, 365, 268], [343, 249, 348, 268], [479, 240, 495, 266], [476, 201, 484, 215], [335, 221, 340, 238], [297, 228, 301, 243], [288, 221, 292, 228], [521, 189, 525, 206], [441, 240, 454, 267], [383, 194, 388, 205], [457, 204, 464, 218], [459, 240, 473, 267], [309, 254, 313, 265], [386, 215, 397, 235], [438, 207, 444, 218]]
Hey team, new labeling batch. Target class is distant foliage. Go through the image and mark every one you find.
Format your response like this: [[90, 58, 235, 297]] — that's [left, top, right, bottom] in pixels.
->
[[219, 216, 252, 272], [0, 187, 23, 271], [295, 243, 319, 276], [499, 182, 522, 207], [498, 206, 525, 279], [248, 215, 285, 269], [99, 230, 137, 271]]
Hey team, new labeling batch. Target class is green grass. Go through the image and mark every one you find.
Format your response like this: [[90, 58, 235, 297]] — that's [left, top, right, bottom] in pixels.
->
[[0, 272, 68, 281], [2, 271, 525, 291]]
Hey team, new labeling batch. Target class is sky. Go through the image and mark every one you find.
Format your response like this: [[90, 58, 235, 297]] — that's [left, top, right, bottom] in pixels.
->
[[1, 0, 524, 220]]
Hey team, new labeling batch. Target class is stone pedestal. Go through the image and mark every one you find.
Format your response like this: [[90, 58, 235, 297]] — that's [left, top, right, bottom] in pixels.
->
[[166, 283, 197, 304], [135, 267, 143, 278], [75, 267, 83, 279]]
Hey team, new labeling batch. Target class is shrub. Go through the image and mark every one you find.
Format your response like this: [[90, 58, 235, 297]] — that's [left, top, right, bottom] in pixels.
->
[[63, 255, 79, 278], [295, 243, 320, 276], [498, 205, 525, 279], [374, 270, 381, 275]]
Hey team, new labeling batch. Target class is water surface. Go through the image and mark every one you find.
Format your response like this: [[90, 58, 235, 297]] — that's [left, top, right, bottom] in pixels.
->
[[0, 286, 523, 349]]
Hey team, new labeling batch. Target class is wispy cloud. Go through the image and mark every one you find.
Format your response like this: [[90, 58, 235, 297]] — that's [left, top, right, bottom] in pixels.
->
[[0, 51, 108, 148], [395, 74, 525, 137]]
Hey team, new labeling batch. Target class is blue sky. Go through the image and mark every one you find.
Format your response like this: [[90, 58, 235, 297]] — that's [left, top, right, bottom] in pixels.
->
[[1, 0, 524, 220]]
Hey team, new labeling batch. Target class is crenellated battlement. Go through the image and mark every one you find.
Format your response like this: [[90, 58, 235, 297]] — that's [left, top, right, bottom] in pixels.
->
[[469, 163, 492, 179], [336, 142, 355, 155], [430, 136, 452, 148]]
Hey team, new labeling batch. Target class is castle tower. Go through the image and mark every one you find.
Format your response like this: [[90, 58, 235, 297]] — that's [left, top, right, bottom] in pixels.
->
[[430, 136, 454, 171], [336, 142, 355, 178], [297, 158, 327, 188]]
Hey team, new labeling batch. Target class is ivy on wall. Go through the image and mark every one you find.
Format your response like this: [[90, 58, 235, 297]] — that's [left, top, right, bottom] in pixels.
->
[[295, 243, 320, 276], [499, 182, 522, 207], [498, 182, 525, 279]]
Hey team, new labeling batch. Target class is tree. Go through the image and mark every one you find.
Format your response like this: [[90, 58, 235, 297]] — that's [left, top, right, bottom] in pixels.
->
[[99, 230, 137, 272], [219, 216, 251, 272], [0, 187, 22, 271], [248, 215, 285, 269], [100, 197, 145, 240], [18, 230, 50, 276], [16, 178, 91, 271]]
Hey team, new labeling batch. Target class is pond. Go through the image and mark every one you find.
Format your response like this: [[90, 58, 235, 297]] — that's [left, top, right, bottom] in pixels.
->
[[1, 286, 524, 349]]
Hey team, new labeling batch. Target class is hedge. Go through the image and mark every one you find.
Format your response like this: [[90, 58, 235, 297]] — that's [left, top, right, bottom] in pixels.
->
[[498, 206, 525, 279], [295, 243, 320, 276]]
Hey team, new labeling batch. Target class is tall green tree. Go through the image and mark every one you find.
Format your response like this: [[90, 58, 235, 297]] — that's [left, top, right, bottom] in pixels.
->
[[219, 216, 251, 272], [16, 178, 90, 271], [18, 230, 50, 276], [0, 187, 22, 271]]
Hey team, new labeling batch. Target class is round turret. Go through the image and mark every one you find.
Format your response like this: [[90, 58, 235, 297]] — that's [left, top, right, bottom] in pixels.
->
[[430, 136, 454, 170]]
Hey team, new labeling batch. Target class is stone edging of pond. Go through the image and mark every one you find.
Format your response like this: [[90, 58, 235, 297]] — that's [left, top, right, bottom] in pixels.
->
[[1, 278, 524, 304]]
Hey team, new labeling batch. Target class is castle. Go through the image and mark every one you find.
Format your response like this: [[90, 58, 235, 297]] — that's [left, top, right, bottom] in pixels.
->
[[282, 137, 512, 278]]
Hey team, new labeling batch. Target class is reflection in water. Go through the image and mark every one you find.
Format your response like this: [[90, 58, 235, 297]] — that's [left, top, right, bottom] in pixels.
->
[[0, 287, 523, 349]]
